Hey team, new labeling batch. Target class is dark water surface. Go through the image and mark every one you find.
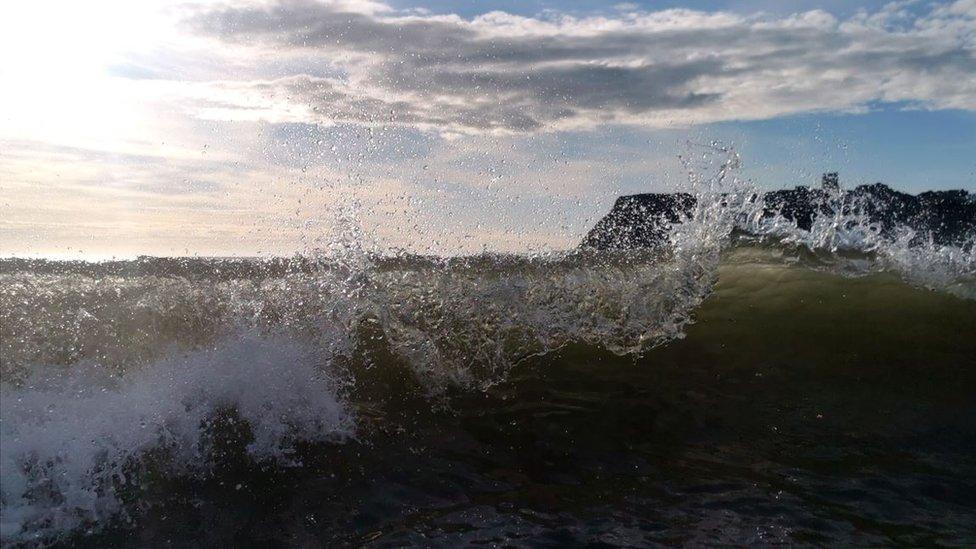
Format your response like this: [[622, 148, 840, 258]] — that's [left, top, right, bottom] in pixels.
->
[[3, 250, 976, 547], [34, 257, 969, 547]]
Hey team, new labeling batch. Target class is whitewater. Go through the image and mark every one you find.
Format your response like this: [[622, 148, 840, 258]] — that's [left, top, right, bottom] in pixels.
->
[[2, 151, 974, 546]]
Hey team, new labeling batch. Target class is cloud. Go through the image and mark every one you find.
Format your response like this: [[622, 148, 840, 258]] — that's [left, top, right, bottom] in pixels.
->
[[4, 0, 975, 257], [0, 135, 436, 257], [181, 0, 976, 134]]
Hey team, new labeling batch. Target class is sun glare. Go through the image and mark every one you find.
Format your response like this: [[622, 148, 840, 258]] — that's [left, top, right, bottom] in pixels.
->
[[0, 1, 172, 149]]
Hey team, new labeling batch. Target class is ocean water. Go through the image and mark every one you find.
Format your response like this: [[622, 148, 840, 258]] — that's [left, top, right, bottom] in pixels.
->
[[2, 172, 975, 546]]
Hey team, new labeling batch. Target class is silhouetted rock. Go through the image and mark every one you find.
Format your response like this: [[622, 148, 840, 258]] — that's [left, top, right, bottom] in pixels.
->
[[582, 193, 696, 250], [582, 178, 975, 250]]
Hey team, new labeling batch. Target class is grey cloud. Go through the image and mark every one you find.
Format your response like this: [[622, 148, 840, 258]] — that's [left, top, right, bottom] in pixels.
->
[[188, 0, 976, 132], [391, 61, 724, 111], [195, 2, 475, 53]]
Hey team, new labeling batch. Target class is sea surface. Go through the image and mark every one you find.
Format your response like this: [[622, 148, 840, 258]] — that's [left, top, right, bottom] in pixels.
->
[[2, 194, 975, 546]]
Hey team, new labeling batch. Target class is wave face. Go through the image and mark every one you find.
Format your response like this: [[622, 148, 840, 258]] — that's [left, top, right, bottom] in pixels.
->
[[2, 155, 975, 545], [2, 241, 975, 545]]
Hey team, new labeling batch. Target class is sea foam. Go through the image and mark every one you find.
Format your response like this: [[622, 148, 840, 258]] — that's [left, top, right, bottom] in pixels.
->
[[0, 332, 353, 544]]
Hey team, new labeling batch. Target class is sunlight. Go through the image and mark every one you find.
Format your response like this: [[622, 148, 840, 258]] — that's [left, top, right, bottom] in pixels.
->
[[0, 1, 170, 149]]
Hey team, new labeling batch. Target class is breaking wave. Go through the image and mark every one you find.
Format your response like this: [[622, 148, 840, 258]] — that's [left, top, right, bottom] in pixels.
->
[[1, 145, 973, 545], [0, 334, 352, 543]]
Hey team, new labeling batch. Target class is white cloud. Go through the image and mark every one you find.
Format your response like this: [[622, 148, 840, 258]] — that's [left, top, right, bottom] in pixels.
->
[[175, 0, 976, 134], [3, 0, 974, 257]]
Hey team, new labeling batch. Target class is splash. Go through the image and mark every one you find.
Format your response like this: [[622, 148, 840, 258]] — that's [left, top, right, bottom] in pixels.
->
[[1, 143, 972, 543], [738, 189, 976, 298], [0, 333, 353, 544]]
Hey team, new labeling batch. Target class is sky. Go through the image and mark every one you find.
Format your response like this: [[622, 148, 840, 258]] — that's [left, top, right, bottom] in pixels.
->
[[0, 0, 974, 258]]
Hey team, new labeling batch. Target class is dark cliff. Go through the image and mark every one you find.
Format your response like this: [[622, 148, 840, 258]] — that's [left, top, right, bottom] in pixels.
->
[[582, 179, 975, 250]]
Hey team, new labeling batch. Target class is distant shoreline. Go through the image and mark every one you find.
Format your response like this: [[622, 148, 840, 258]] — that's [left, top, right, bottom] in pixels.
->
[[582, 177, 975, 250]]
